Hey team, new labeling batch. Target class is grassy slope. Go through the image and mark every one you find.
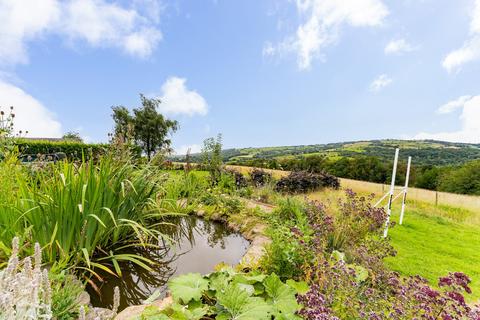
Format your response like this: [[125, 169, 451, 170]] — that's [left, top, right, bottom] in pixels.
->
[[225, 139, 480, 166], [384, 207, 480, 301], [305, 182, 480, 301]]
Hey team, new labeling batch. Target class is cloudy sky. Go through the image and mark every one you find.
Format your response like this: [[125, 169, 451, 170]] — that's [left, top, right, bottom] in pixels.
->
[[1, 0, 479, 153]]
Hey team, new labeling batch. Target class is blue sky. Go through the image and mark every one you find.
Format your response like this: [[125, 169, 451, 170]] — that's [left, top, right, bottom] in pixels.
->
[[1, 0, 480, 153]]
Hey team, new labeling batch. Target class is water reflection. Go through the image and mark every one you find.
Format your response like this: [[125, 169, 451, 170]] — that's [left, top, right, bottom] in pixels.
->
[[88, 216, 249, 310]]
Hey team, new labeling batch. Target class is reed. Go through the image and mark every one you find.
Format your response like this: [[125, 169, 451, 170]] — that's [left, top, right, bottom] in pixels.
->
[[0, 156, 175, 280]]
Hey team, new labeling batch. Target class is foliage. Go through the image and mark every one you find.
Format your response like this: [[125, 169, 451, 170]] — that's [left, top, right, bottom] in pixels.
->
[[62, 132, 83, 143], [275, 171, 340, 193], [111, 95, 179, 160], [224, 168, 248, 188], [259, 189, 476, 319], [14, 139, 106, 161], [0, 156, 174, 280], [250, 168, 272, 187], [137, 267, 305, 319], [438, 160, 480, 195], [202, 134, 223, 184], [0, 239, 52, 319]]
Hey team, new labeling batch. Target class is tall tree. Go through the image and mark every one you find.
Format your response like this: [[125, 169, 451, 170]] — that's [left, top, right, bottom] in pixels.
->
[[62, 131, 83, 142], [111, 95, 178, 160], [202, 134, 223, 184], [111, 106, 134, 143]]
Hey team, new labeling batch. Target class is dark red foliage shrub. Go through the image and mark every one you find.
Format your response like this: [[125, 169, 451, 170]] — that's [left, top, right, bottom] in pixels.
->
[[250, 168, 272, 187], [223, 168, 248, 188], [275, 171, 340, 193]]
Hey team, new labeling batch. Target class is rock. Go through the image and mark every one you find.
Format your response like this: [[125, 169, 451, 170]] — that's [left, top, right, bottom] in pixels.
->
[[115, 296, 173, 320], [76, 291, 90, 306], [87, 307, 115, 320]]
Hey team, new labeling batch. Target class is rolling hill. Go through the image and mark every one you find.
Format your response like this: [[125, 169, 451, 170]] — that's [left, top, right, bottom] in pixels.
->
[[176, 139, 480, 167]]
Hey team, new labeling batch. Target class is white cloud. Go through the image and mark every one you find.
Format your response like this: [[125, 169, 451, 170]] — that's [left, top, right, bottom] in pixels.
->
[[266, 0, 389, 70], [0, 0, 60, 65], [0, 80, 62, 138], [413, 95, 480, 143], [384, 38, 416, 55], [175, 144, 202, 155], [62, 0, 162, 58], [437, 95, 472, 114], [0, 0, 162, 65], [158, 77, 208, 116], [369, 74, 392, 92], [442, 0, 480, 72], [442, 37, 480, 73]]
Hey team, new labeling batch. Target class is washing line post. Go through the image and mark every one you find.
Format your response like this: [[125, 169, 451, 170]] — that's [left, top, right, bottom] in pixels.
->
[[383, 148, 399, 238], [399, 156, 411, 225]]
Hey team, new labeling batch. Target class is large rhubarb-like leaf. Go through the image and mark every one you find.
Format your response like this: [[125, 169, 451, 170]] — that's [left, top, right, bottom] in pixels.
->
[[264, 273, 300, 316], [168, 273, 209, 304], [216, 283, 273, 320]]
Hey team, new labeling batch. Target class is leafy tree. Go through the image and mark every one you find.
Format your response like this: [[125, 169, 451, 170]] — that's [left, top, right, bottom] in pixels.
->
[[133, 95, 178, 160], [111, 95, 178, 161], [111, 106, 134, 143], [62, 131, 83, 142], [438, 160, 480, 195], [202, 134, 223, 184], [413, 166, 441, 190]]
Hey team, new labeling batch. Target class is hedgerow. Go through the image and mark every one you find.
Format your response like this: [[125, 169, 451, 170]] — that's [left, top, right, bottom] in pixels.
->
[[14, 139, 107, 160]]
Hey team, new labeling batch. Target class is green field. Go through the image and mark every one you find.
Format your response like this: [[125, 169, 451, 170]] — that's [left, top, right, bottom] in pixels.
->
[[385, 206, 480, 301], [174, 139, 480, 167]]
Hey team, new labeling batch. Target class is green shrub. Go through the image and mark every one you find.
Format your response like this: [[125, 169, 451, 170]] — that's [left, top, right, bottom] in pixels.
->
[[14, 139, 107, 161]]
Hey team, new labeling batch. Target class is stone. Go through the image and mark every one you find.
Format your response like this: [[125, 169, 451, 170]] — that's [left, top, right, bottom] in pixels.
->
[[115, 296, 173, 320]]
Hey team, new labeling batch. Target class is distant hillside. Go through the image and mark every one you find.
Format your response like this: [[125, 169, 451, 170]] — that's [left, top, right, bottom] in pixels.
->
[[175, 140, 480, 167]]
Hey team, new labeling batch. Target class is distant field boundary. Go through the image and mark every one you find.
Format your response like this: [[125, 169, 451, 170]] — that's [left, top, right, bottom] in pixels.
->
[[225, 165, 480, 213]]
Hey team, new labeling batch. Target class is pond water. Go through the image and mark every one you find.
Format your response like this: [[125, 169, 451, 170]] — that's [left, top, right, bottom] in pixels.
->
[[88, 216, 250, 311]]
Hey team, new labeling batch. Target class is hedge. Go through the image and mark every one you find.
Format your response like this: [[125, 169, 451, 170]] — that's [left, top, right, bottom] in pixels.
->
[[14, 139, 108, 160]]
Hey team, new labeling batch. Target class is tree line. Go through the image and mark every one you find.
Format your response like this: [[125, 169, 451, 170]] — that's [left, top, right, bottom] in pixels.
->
[[229, 155, 480, 196]]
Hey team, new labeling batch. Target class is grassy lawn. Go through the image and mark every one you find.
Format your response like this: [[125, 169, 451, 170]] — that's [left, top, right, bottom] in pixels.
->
[[305, 184, 480, 301], [385, 206, 480, 301]]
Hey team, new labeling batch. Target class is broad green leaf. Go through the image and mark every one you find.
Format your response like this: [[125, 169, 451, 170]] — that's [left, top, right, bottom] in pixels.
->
[[137, 306, 170, 320], [232, 273, 266, 286], [168, 273, 209, 304], [209, 271, 231, 293], [143, 290, 162, 305], [350, 264, 369, 283], [216, 283, 272, 320], [236, 283, 255, 296], [264, 273, 300, 315], [331, 250, 345, 262], [286, 279, 310, 295]]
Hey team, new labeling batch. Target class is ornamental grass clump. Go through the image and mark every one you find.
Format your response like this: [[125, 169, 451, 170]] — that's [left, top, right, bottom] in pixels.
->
[[0, 155, 175, 280], [0, 238, 52, 319]]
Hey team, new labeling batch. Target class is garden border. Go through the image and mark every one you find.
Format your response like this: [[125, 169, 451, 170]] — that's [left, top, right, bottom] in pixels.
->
[[116, 200, 272, 319]]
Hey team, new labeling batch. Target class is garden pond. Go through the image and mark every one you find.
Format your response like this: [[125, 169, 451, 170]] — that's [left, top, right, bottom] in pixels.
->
[[88, 216, 249, 311]]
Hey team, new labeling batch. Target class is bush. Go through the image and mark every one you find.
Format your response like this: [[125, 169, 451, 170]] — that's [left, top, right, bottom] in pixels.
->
[[14, 139, 107, 161], [223, 168, 248, 188], [275, 171, 340, 193], [250, 168, 272, 187]]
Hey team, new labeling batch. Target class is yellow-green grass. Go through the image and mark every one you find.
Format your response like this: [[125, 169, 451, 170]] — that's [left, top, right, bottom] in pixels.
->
[[227, 165, 480, 213]]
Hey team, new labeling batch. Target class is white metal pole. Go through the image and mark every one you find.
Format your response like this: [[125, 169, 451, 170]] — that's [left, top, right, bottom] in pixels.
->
[[384, 148, 399, 238], [399, 156, 411, 225]]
